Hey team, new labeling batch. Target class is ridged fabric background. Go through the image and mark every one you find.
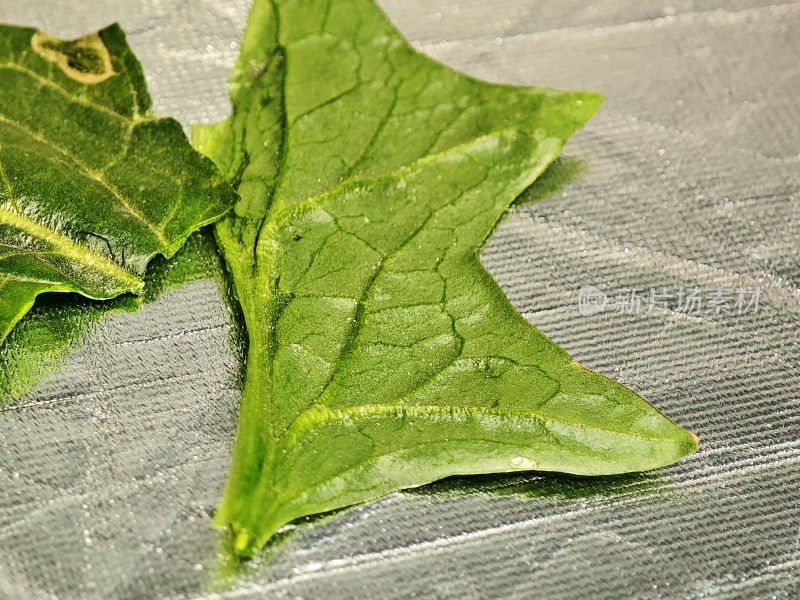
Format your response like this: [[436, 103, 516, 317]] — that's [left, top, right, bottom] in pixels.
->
[[0, 1, 798, 598]]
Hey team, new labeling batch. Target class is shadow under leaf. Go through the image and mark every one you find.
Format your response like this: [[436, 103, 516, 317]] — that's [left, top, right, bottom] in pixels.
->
[[513, 156, 586, 210], [407, 469, 676, 504], [206, 467, 677, 594], [0, 230, 226, 405]]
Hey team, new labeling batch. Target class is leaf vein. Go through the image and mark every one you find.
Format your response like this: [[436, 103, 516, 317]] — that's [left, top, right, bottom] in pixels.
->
[[0, 207, 141, 290], [0, 63, 130, 123], [0, 115, 168, 245]]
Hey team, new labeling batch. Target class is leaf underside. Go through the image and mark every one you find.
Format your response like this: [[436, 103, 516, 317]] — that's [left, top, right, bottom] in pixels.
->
[[0, 23, 236, 342], [196, 0, 698, 556]]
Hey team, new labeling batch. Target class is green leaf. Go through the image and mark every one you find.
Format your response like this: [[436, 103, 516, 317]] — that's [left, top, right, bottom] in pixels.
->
[[194, 0, 698, 556], [0, 23, 236, 342]]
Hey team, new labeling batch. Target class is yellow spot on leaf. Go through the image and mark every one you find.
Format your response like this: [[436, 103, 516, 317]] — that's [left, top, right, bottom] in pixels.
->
[[234, 531, 250, 554], [32, 30, 116, 84]]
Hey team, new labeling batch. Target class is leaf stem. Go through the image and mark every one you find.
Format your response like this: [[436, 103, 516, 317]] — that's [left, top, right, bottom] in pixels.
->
[[212, 223, 287, 553]]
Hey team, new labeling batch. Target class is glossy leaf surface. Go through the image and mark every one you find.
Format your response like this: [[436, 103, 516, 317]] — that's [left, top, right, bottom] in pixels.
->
[[194, 0, 699, 555]]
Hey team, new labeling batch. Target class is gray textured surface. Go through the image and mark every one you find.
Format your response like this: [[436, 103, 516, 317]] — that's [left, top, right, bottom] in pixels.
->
[[1, 1, 799, 599]]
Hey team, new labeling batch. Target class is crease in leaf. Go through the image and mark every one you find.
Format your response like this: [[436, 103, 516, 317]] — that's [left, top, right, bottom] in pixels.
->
[[194, 0, 698, 557], [0, 22, 237, 342]]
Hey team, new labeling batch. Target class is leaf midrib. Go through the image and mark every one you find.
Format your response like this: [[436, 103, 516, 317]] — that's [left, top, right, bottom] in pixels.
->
[[253, 129, 527, 441], [285, 404, 678, 448]]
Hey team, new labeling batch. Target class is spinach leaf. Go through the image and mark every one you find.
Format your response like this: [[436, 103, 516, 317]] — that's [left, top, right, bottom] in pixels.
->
[[0, 23, 236, 342], [195, 0, 698, 556]]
